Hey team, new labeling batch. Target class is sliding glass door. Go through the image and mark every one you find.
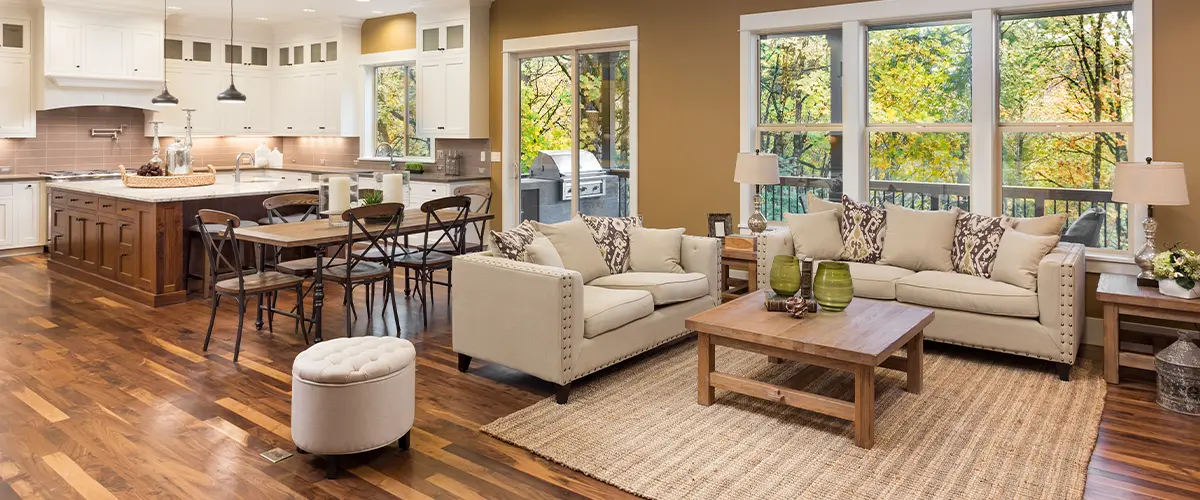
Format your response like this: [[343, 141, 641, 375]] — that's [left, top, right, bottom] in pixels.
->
[[515, 47, 633, 224]]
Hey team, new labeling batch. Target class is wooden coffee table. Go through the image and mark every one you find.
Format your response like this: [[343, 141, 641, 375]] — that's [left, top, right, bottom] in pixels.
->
[[685, 290, 934, 449]]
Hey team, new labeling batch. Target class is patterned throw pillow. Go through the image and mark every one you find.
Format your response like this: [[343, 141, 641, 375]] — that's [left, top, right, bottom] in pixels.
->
[[951, 212, 1010, 277], [839, 195, 886, 263], [581, 214, 643, 274], [489, 220, 540, 261]]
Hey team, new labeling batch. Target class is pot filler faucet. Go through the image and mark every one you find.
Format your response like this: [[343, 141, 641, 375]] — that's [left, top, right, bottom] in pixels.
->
[[234, 152, 255, 183]]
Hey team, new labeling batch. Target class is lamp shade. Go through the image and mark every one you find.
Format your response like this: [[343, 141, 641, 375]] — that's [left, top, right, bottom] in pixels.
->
[[734, 152, 780, 185], [1112, 160, 1189, 206]]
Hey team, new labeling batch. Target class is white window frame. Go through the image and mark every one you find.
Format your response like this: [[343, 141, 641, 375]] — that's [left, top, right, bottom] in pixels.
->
[[359, 49, 434, 163], [740, 0, 1152, 269], [500, 27, 639, 229]]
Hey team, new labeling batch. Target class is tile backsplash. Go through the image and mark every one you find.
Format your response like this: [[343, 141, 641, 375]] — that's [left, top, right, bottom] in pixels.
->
[[0, 106, 492, 177]]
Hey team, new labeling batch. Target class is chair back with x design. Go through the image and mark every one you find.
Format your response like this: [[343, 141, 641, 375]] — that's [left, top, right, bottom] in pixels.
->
[[452, 185, 492, 251], [341, 202, 407, 271], [262, 194, 320, 224], [195, 209, 246, 293], [415, 196, 472, 264]]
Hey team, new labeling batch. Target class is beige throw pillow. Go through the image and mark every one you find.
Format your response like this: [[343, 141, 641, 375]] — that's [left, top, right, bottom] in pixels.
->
[[991, 229, 1060, 291], [628, 227, 686, 273], [808, 194, 843, 216], [1012, 214, 1067, 237], [525, 236, 565, 268], [783, 211, 844, 261], [534, 218, 611, 283], [879, 204, 959, 272]]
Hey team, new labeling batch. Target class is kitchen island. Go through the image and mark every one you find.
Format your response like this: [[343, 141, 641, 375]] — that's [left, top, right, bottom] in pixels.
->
[[47, 171, 324, 307]]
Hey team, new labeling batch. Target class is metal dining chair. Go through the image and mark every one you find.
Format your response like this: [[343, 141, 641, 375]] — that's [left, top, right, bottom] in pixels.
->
[[326, 203, 407, 337], [196, 210, 306, 362], [394, 196, 471, 328], [259, 193, 320, 225]]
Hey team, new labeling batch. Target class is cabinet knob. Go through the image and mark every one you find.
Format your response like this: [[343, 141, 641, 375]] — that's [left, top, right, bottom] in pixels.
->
[[437, 126, 445, 130], [75, 65, 80, 68], [318, 126, 326, 130]]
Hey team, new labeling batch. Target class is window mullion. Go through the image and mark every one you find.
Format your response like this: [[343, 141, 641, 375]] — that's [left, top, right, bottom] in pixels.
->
[[971, 8, 998, 216], [840, 20, 868, 202]]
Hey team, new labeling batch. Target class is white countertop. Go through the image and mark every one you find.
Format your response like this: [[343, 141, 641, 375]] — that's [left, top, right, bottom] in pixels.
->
[[49, 173, 338, 203]]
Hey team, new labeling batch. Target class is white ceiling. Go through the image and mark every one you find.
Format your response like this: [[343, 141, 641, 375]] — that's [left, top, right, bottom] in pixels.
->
[[93, 0, 429, 24]]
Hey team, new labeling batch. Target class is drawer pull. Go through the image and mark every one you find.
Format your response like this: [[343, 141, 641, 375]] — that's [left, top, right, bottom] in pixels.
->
[[69, 198, 79, 202], [101, 204, 113, 208], [84, 201, 94, 205]]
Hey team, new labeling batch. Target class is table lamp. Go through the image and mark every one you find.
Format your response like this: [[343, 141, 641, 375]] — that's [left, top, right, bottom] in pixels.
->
[[1112, 157, 1190, 284], [735, 150, 780, 234]]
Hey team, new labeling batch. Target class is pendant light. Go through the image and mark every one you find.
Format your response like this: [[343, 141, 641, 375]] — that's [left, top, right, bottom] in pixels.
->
[[151, 0, 178, 106], [216, 0, 246, 103]]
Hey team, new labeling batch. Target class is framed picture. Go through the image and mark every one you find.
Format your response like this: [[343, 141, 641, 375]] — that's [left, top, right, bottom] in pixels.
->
[[707, 213, 733, 239]]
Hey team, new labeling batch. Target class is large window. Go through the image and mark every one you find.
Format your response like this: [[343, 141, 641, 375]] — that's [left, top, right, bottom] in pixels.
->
[[371, 64, 430, 159], [746, 0, 1144, 254], [756, 31, 842, 219], [999, 7, 1133, 249], [867, 21, 972, 211]]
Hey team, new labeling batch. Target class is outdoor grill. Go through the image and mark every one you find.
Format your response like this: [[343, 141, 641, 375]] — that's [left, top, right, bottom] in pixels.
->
[[521, 150, 621, 222]]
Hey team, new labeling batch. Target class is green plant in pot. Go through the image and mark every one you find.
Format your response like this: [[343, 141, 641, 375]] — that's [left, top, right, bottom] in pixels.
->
[[361, 188, 384, 206], [405, 161, 425, 174]]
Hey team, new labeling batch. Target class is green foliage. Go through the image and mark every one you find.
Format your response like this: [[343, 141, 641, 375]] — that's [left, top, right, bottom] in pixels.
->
[[868, 23, 972, 124], [375, 65, 431, 158], [361, 189, 384, 206], [1153, 247, 1200, 290], [405, 162, 424, 173]]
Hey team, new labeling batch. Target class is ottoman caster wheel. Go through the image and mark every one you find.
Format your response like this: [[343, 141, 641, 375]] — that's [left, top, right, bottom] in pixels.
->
[[296, 447, 309, 455], [398, 431, 411, 451], [325, 456, 340, 480]]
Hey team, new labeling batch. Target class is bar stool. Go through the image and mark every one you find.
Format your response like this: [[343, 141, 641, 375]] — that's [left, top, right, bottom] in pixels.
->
[[196, 210, 306, 362]]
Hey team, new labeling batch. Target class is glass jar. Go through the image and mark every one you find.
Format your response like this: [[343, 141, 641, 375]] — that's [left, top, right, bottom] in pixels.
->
[[319, 173, 359, 227], [770, 255, 802, 297], [813, 261, 853, 312]]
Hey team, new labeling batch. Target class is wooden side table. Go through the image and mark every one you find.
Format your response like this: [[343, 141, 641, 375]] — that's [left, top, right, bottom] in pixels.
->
[[720, 247, 757, 302], [1095, 273, 1200, 384]]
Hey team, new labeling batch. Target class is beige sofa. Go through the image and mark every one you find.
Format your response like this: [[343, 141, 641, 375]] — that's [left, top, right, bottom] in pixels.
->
[[756, 228, 1086, 379], [452, 235, 721, 403]]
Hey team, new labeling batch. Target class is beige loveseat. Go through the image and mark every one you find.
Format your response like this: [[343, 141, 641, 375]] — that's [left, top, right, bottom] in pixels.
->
[[757, 228, 1086, 379], [451, 235, 721, 403]]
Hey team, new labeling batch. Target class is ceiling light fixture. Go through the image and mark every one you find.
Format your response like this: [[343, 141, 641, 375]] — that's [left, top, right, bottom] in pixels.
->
[[302, 8, 316, 12], [357, 0, 371, 3], [152, 0, 178, 106], [166, 5, 181, 10], [255, 17, 268, 21], [216, 0, 246, 104], [371, 10, 384, 14]]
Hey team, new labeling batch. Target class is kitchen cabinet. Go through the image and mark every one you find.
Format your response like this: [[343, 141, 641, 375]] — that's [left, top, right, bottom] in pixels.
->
[[164, 36, 216, 64], [42, 8, 163, 82], [225, 43, 270, 67], [220, 73, 272, 134], [0, 181, 41, 250], [414, 2, 488, 138], [0, 18, 30, 54], [0, 56, 34, 137]]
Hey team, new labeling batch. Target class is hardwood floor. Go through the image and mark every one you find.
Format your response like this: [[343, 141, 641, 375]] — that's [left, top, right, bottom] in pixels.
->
[[0, 254, 1195, 499]]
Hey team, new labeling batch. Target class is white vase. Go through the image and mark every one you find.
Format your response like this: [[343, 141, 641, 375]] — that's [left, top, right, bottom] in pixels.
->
[[1158, 279, 1200, 299]]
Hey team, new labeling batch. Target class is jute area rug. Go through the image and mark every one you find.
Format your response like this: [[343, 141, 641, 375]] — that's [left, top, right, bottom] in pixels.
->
[[482, 340, 1106, 500]]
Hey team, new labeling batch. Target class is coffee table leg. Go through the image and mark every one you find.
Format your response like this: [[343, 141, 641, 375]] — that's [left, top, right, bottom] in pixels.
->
[[854, 364, 875, 449], [906, 332, 923, 394], [767, 356, 783, 364], [698, 333, 714, 405]]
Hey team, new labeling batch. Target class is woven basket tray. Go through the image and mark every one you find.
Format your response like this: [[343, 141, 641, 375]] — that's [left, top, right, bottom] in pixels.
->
[[119, 165, 216, 188]]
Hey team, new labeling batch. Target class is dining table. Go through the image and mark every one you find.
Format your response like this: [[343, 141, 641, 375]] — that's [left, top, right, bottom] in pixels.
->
[[235, 209, 495, 342]]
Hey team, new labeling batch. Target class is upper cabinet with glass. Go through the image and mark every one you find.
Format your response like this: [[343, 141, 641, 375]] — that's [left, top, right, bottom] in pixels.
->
[[414, 1, 489, 138], [418, 20, 467, 57], [0, 18, 30, 54]]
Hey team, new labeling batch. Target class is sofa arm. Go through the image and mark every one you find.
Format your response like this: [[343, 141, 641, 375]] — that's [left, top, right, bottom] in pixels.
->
[[1037, 242, 1086, 364], [681, 235, 722, 305], [755, 227, 794, 291], [451, 254, 586, 385]]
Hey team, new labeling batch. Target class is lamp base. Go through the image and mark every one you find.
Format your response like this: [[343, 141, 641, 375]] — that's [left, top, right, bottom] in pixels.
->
[[748, 194, 768, 234], [1133, 216, 1158, 287]]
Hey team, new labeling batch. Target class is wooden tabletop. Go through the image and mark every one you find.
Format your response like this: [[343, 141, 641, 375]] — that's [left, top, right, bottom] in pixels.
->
[[234, 209, 493, 248], [1095, 273, 1200, 314], [685, 290, 934, 366]]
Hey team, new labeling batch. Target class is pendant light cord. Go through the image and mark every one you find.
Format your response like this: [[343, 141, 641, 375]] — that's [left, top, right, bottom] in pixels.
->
[[228, 0, 234, 82]]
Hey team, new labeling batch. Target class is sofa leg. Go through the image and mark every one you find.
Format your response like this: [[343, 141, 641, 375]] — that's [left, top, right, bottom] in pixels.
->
[[457, 354, 472, 373], [555, 383, 572, 404], [325, 455, 340, 480], [1057, 362, 1072, 381], [398, 430, 411, 451]]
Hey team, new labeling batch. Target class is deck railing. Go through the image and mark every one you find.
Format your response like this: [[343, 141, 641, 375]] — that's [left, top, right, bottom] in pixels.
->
[[759, 177, 1128, 249]]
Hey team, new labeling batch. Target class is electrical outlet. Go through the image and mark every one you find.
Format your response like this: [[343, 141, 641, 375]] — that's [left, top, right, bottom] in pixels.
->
[[320, 158, 326, 166], [0, 166, 11, 174], [480, 151, 487, 162], [490, 151, 502, 163], [436, 150, 446, 160]]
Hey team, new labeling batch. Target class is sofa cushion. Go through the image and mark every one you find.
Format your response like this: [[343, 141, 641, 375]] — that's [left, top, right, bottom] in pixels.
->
[[839, 195, 886, 263], [582, 214, 642, 274], [582, 286, 655, 339], [895, 271, 1039, 318], [1011, 213, 1067, 237], [535, 218, 611, 283], [844, 262, 915, 300], [879, 203, 959, 272], [951, 211, 1007, 278], [628, 227, 685, 273], [588, 272, 709, 306], [525, 236, 565, 268], [489, 220, 539, 261], [991, 230, 1059, 291], [784, 210, 844, 261], [808, 193, 843, 216]]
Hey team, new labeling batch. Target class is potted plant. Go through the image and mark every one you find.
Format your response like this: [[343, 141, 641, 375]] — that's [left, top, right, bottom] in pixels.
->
[[1152, 246, 1200, 299], [405, 161, 425, 174]]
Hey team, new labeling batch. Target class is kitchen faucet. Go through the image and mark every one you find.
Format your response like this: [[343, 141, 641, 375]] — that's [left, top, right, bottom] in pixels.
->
[[376, 142, 397, 170], [234, 152, 254, 183]]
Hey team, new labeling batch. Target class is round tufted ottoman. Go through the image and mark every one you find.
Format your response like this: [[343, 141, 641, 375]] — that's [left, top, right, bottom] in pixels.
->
[[291, 336, 415, 479]]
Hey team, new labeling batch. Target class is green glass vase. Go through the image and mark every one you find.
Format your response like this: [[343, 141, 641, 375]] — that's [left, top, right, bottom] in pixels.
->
[[770, 255, 801, 297], [813, 262, 853, 312]]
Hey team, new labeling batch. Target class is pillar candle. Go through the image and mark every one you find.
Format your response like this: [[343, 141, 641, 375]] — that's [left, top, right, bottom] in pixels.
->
[[328, 176, 351, 213], [382, 174, 405, 204]]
